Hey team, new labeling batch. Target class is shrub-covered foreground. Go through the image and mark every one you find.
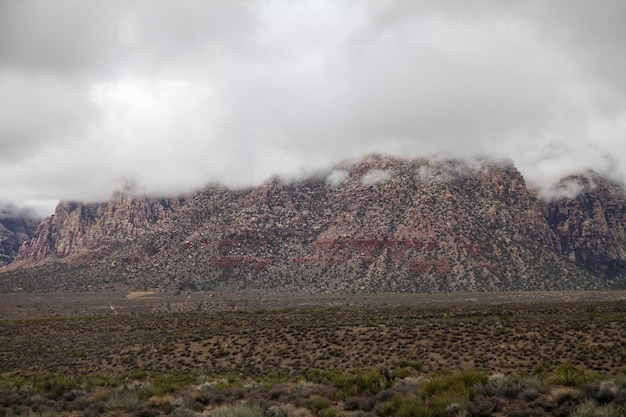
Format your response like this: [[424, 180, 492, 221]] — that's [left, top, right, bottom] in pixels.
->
[[0, 364, 625, 416], [1, 300, 625, 415]]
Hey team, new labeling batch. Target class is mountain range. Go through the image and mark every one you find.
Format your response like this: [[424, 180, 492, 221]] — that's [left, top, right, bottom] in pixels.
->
[[1, 155, 625, 293]]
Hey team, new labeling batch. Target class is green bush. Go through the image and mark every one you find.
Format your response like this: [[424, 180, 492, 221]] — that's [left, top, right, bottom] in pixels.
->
[[419, 369, 488, 399], [135, 371, 200, 400], [30, 374, 81, 399], [378, 394, 433, 417], [417, 369, 488, 416], [378, 370, 488, 417], [353, 369, 388, 396], [105, 392, 141, 412], [615, 367, 626, 389], [310, 396, 330, 416], [548, 362, 589, 387], [570, 399, 623, 417], [308, 368, 390, 399], [318, 408, 342, 417]]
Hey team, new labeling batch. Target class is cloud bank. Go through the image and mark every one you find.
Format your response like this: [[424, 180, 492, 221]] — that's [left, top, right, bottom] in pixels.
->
[[1, 0, 625, 215]]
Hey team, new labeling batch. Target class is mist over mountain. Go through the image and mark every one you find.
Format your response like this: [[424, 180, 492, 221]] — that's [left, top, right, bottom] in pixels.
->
[[0, 204, 39, 267], [1, 1, 626, 216], [1, 156, 624, 293]]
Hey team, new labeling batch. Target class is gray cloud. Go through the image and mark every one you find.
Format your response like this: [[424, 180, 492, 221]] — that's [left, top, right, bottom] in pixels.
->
[[1, 0, 625, 216]]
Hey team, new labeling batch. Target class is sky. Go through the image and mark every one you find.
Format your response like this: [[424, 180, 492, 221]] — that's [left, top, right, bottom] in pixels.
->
[[1, 0, 625, 217]]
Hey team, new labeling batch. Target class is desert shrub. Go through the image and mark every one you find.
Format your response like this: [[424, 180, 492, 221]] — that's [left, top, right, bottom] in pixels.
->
[[533, 362, 549, 378], [465, 395, 502, 417], [353, 369, 389, 396], [267, 384, 289, 401], [391, 367, 414, 380], [410, 369, 489, 417], [318, 409, 342, 417], [265, 404, 290, 417], [518, 388, 540, 402], [377, 394, 432, 417], [105, 392, 141, 412], [483, 375, 523, 399], [534, 386, 581, 417], [581, 381, 618, 404], [63, 392, 91, 412], [379, 376, 487, 417], [30, 374, 80, 399], [134, 405, 160, 417], [615, 369, 626, 389], [548, 362, 589, 387], [136, 371, 198, 400], [84, 373, 120, 390], [0, 389, 29, 407], [613, 389, 626, 406], [10, 404, 32, 415], [309, 396, 330, 417], [210, 403, 264, 417], [395, 359, 423, 372], [343, 396, 376, 412], [505, 408, 548, 417], [419, 369, 488, 400], [0, 373, 28, 390], [306, 368, 391, 399], [83, 400, 107, 417], [570, 399, 626, 417], [342, 396, 361, 411], [545, 386, 580, 407], [173, 409, 202, 417], [569, 399, 599, 417], [265, 403, 307, 417]]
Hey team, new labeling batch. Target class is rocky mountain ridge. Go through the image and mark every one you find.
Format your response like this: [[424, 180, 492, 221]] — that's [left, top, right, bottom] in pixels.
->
[[14, 192, 190, 265], [1, 156, 625, 293], [0, 210, 38, 268]]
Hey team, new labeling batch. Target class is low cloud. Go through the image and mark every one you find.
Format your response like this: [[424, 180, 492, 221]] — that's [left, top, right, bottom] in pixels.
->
[[326, 170, 349, 187], [538, 173, 597, 201], [1, 1, 625, 215], [0, 200, 40, 220], [361, 169, 391, 186]]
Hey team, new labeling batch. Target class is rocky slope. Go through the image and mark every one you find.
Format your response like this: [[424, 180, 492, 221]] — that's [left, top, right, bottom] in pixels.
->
[[12, 191, 190, 266], [541, 173, 626, 288], [2, 156, 625, 293], [0, 209, 38, 267]]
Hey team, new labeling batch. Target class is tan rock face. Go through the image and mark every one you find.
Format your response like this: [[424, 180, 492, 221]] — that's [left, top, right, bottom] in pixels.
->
[[14, 192, 189, 265], [542, 173, 626, 287], [2, 156, 625, 292]]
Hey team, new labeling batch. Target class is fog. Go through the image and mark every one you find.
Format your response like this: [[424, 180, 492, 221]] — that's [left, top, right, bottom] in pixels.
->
[[1, 1, 625, 216]]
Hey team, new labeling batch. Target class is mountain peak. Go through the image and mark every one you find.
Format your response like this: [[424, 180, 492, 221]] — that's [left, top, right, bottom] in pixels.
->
[[1, 156, 624, 292]]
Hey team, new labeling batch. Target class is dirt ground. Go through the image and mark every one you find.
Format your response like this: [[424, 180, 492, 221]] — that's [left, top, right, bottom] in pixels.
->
[[1, 289, 625, 319], [0, 291, 624, 379]]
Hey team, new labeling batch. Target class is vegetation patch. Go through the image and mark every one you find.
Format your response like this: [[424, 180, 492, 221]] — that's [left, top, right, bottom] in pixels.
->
[[0, 299, 624, 416]]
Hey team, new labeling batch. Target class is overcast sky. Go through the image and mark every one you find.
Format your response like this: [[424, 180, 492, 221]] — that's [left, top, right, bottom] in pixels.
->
[[1, 0, 625, 216]]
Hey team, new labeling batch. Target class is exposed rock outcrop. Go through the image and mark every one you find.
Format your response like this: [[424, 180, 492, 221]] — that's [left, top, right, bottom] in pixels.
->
[[542, 173, 626, 288], [2, 156, 625, 293], [0, 213, 38, 267], [13, 192, 190, 266]]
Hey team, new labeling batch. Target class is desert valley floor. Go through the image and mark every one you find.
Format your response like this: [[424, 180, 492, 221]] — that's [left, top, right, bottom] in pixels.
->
[[0, 291, 624, 416]]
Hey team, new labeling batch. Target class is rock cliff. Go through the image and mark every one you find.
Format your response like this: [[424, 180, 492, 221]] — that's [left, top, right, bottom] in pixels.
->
[[542, 173, 626, 288], [2, 156, 625, 293], [13, 192, 189, 266], [0, 209, 38, 267]]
